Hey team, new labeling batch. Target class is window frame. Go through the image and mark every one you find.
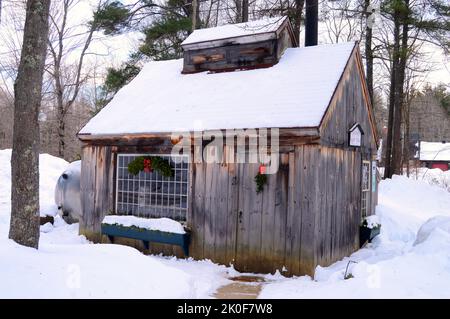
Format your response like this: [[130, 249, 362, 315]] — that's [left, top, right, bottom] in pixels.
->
[[361, 160, 371, 218], [115, 153, 190, 221]]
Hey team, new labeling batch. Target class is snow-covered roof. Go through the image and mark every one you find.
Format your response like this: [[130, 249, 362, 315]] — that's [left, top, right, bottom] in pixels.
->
[[181, 16, 287, 47], [420, 142, 450, 161], [79, 42, 356, 136]]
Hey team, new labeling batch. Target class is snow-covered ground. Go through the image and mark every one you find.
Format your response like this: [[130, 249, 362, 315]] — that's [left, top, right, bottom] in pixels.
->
[[1, 149, 450, 298], [408, 167, 450, 192], [0, 149, 68, 218], [259, 174, 450, 298]]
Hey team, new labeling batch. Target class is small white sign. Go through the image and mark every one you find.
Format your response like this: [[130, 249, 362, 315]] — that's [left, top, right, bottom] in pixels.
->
[[350, 130, 361, 147], [349, 124, 363, 147]]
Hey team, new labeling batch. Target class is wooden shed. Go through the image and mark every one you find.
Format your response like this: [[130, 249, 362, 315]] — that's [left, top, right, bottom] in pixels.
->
[[77, 17, 379, 277]]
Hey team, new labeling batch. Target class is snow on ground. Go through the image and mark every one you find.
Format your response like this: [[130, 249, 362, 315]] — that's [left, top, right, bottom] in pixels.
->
[[0, 149, 230, 298], [409, 167, 450, 192], [259, 175, 450, 298], [1, 148, 450, 298], [0, 149, 68, 218]]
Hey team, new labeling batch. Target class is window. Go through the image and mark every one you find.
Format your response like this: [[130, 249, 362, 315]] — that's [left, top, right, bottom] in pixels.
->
[[361, 161, 370, 218], [116, 154, 189, 221]]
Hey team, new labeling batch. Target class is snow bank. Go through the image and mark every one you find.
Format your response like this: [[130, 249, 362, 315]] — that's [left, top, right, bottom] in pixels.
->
[[414, 216, 450, 245], [0, 236, 193, 298], [409, 168, 450, 192], [363, 215, 380, 229], [0, 149, 68, 218], [102, 215, 186, 234], [376, 175, 450, 243], [259, 174, 450, 298]]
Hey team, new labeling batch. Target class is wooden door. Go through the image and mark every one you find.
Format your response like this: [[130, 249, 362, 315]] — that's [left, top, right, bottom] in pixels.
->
[[233, 159, 289, 274], [234, 163, 261, 272]]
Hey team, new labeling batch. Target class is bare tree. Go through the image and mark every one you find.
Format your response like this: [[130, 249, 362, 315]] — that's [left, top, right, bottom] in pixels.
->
[[322, 0, 361, 44], [9, 0, 51, 249], [255, 0, 304, 44], [46, 0, 96, 159]]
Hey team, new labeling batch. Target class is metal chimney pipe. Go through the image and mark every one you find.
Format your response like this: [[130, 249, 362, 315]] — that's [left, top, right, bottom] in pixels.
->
[[305, 0, 318, 46]]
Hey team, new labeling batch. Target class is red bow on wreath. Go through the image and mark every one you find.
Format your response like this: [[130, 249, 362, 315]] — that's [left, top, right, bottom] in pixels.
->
[[143, 158, 153, 173]]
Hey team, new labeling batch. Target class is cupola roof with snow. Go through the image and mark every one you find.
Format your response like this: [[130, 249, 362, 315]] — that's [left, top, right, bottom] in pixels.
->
[[180, 16, 297, 73]]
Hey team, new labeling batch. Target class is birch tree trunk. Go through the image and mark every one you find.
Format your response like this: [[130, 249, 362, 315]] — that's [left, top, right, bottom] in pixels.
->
[[9, 0, 51, 249]]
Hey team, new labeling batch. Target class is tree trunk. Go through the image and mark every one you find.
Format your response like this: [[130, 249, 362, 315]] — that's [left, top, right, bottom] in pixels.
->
[[242, 0, 249, 22], [191, 0, 198, 31], [391, 0, 409, 176], [57, 108, 66, 158], [9, 0, 51, 249], [403, 98, 410, 177], [293, 0, 305, 46], [235, 0, 242, 23], [384, 8, 400, 179], [365, 0, 374, 104], [54, 61, 66, 158]]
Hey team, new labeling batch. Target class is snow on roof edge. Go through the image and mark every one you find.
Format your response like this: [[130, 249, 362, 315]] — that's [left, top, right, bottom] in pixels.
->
[[181, 16, 288, 46], [419, 142, 450, 161]]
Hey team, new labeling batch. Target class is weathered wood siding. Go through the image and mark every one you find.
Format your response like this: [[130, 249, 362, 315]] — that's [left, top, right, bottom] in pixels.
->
[[319, 48, 379, 216], [189, 144, 361, 276], [183, 39, 279, 74], [320, 48, 377, 154], [79, 145, 115, 242]]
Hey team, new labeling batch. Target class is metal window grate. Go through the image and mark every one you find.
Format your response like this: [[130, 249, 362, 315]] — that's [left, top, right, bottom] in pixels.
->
[[116, 154, 189, 221], [361, 161, 370, 218]]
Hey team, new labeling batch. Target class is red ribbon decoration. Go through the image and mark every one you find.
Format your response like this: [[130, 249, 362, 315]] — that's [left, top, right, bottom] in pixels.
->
[[259, 164, 266, 174], [143, 158, 152, 173]]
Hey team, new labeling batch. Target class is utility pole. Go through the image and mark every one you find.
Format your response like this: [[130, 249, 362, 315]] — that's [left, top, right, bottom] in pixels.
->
[[305, 0, 318, 46], [192, 0, 198, 31], [242, 0, 249, 22]]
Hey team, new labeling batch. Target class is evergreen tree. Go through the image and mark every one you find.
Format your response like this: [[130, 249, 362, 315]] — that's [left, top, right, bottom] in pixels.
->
[[92, 0, 195, 106], [382, 0, 449, 178]]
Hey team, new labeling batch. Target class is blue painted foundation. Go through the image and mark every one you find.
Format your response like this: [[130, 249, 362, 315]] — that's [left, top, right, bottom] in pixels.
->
[[101, 223, 190, 256]]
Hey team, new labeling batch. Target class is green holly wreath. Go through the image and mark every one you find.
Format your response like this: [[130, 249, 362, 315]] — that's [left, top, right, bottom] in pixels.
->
[[127, 156, 174, 177], [254, 172, 268, 193]]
